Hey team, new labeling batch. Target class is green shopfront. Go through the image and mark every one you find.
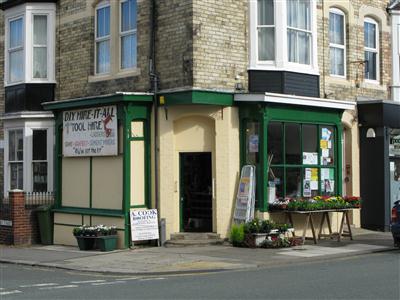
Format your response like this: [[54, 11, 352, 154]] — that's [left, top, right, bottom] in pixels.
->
[[236, 93, 355, 213], [43, 93, 153, 248]]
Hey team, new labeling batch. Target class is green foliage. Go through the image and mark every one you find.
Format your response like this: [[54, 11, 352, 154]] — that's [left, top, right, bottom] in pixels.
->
[[230, 223, 245, 246], [72, 224, 117, 237]]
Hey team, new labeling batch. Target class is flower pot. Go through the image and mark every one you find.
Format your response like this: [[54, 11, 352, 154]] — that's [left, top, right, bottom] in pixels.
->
[[75, 236, 95, 250], [96, 235, 118, 251]]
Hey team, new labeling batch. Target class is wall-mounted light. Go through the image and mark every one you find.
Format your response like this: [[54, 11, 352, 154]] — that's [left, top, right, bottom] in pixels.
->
[[366, 128, 376, 138]]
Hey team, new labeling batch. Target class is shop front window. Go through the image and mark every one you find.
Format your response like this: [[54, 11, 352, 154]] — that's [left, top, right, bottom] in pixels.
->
[[267, 121, 337, 200]]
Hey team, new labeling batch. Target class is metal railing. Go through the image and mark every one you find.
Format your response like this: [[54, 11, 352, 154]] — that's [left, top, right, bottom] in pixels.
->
[[25, 192, 54, 208]]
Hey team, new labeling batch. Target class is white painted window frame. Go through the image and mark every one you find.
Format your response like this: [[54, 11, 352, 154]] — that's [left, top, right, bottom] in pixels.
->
[[249, 0, 319, 75], [95, 1, 111, 75], [7, 15, 25, 84], [255, 0, 275, 63], [119, 0, 137, 71], [329, 8, 346, 78], [4, 120, 54, 195], [4, 3, 56, 87], [32, 14, 49, 80], [364, 17, 379, 84], [7, 128, 24, 190]]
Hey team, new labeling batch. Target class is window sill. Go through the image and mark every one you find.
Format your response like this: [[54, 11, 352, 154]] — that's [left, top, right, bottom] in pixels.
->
[[88, 68, 141, 83]]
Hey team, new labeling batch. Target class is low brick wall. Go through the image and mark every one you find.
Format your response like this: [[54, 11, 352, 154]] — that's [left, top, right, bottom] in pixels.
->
[[0, 191, 41, 245]]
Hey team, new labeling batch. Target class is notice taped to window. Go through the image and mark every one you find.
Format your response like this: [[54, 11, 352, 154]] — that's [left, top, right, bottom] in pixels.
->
[[63, 105, 117, 156], [130, 209, 159, 241]]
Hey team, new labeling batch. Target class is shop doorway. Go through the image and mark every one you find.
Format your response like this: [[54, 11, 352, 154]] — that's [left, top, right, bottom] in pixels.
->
[[180, 152, 212, 232]]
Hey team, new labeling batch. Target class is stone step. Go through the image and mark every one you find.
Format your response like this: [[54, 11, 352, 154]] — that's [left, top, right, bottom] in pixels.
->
[[164, 238, 224, 247], [170, 232, 221, 241]]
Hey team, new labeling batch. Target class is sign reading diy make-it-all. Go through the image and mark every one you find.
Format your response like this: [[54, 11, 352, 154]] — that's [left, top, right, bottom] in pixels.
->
[[63, 105, 117, 156]]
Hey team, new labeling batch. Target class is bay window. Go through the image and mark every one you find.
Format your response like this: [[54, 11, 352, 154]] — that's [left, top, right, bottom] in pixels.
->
[[250, 0, 318, 74], [95, 3, 111, 74], [364, 18, 379, 81], [4, 3, 55, 86], [329, 9, 346, 77]]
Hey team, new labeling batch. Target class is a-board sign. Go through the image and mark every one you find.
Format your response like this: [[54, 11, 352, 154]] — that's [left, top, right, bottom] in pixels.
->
[[63, 105, 117, 157], [130, 209, 159, 241], [233, 165, 256, 224]]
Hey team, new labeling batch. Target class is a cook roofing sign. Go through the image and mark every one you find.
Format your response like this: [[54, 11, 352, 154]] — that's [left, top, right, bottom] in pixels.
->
[[63, 105, 117, 156]]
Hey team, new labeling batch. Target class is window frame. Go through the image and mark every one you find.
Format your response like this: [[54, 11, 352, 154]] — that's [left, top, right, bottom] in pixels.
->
[[119, 0, 137, 71], [256, 0, 275, 63], [8, 129, 24, 190], [7, 15, 25, 84], [364, 17, 379, 83], [95, 1, 111, 75], [32, 129, 48, 192], [329, 8, 346, 78]]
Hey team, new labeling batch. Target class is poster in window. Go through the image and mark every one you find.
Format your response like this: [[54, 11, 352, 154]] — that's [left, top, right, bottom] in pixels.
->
[[303, 180, 311, 197], [302, 152, 318, 165], [249, 134, 259, 153]]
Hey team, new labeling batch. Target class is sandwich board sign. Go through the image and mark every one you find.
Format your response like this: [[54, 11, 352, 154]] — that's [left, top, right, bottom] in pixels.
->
[[233, 165, 256, 224], [130, 209, 159, 242]]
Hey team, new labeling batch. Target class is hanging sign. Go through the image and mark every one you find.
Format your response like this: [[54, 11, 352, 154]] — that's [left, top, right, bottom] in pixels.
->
[[130, 209, 159, 241], [63, 105, 117, 156]]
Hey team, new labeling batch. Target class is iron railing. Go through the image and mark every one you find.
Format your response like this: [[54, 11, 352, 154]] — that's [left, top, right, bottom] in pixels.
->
[[25, 192, 54, 208]]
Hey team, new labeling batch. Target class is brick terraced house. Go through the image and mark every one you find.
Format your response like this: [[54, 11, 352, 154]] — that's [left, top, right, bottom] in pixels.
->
[[0, 0, 396, 248]]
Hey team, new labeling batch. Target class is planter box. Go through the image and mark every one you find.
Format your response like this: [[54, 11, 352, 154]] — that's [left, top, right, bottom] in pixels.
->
[[75, 236, 96, 250], [244, 233, 268, 248], [96, 235, 118, 252]]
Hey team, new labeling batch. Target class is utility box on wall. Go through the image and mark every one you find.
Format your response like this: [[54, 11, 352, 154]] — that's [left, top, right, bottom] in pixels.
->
[[358, 100, 400, 231]]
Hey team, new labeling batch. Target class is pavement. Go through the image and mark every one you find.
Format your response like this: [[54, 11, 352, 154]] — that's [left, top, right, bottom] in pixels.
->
[[0, 228, 397, 276]]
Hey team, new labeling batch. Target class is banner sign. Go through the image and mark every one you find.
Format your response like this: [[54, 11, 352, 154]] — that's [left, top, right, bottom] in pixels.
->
[[130, 209, 159, 241], [63, 105, 117, 156]]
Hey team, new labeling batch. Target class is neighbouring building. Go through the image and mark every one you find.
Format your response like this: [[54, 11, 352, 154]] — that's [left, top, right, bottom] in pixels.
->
[[0, 0, 395, 248]]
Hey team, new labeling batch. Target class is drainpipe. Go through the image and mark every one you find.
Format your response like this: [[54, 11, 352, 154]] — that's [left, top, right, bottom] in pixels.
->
[[150, 0, 161, 233]]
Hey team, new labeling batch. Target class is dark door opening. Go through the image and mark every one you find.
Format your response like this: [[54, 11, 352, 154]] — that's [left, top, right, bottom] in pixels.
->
[[180, 152, 212, 232]]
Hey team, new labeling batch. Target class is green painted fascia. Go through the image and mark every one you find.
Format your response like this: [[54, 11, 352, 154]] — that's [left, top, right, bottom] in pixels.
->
[[160, 90, 233, 106], [53, 207, 124, 217], [43, 94, 153, 111]]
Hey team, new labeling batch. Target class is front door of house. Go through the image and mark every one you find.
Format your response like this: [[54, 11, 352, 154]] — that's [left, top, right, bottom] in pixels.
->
[[180, 152, 212, 232]]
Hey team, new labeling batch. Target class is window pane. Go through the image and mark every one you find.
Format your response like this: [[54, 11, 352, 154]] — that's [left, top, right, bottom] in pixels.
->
[[321, 168, 335, 196], [97, 40, 110, 73], [245, 121, 260, 165], [285, 123, 301, 164], [287, 29, 297, 62], [33, 130, 47, 161], [10, 50, 24, 82], [297, 31, 310, 64], [364, 22, 376, 48], [10, 163, 23, 190], [303, 125, 318, 152], [121, 34, 137, 69], [287, 0, 310, 31], [257, 0, 274, 26], [33, 162, 47, 192], [258, 27, 275, 61], [268, 167, 283, 201], [303, 168, 318, 197], [97, 6, 110, 38], [33, 15, 47, 45], [286, 168, 301, 198], [329, 12, 344, 45], [365, 51, 377, 80], [267, 122, 283, 164], [33, 47, 47, 78], [9, 130, 23, 161], [121, 0, 137, 32], [330, 47, 344, 76], [320, 126, 335, 166], [10, 18, 23, 49]]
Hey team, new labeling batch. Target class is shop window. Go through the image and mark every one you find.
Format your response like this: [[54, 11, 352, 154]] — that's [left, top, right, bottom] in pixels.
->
[[267, 122, 283, 164], [9, 129, 23, 190], [32, 130, 47, 192], [266, 122, 337, 200], [245, 121, 260, 165], [285, 123, 301, 164]]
